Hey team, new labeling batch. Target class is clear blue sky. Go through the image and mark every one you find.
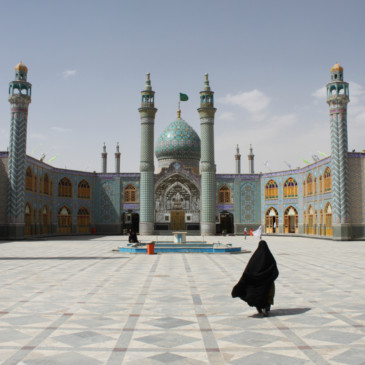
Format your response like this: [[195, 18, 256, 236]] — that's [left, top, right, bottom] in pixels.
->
[[0, 0, 364, 173]]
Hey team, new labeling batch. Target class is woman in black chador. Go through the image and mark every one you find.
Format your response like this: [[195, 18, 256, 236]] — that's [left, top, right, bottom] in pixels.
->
[[128, 229, 139, 243], [231, 240, 279, 317]]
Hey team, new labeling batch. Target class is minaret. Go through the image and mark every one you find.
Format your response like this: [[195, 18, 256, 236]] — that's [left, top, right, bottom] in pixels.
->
[[7, 62, 32, 237], [235, 144, 241, 174], [326, 63, 350, 240], [101, 143, 107, 173], [115, 142, 121, 173], [139, 73, 157, 235], [198, 74, 216, 236], [248, 144, 255, 173]]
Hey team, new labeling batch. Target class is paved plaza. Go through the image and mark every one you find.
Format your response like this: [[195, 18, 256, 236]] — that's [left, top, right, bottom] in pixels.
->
[[0, 235, 364, 364]]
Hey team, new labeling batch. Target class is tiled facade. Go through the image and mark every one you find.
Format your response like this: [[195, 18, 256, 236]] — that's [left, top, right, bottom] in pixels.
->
[[1, 64, 365, 240]]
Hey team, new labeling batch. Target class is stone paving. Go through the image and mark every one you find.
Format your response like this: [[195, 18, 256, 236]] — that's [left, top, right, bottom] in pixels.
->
[[0, 235, 364, 364]]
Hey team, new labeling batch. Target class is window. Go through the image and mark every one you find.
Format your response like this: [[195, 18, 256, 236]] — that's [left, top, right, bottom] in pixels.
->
[[265, 180, 278, 199], [319, 175, 323, 194], [43, 174, 50, 195], [218, 185, 231, 203], [124, 184, 137, 202], [306, 174, 313, 196], [324, 167, 331, 192], [283, 177, 298, 198], [58, 177, 72, 197], [78, 179, 91, 199], [25, 167, 33, 191]]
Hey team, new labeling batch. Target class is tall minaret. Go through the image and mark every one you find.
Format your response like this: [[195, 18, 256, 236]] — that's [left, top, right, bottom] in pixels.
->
[[235, 144, 241, 174], [248, 144, 255, 173], [101, 143, 107, 173], [139, 73, 157, 235], [115, 142, 121, 173], [326, 63, 350, 240], [7, 62, 32, 237], [198, 74, 216, 236]]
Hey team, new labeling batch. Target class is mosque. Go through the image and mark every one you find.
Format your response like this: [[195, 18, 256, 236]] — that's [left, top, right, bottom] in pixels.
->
[[0, 62, 364, 241]]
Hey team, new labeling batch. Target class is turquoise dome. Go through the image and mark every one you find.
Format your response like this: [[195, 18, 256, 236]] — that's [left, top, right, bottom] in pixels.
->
[[155, 118, 201, 161]]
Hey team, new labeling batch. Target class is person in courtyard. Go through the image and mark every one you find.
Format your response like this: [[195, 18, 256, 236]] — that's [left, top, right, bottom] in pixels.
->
[[128, 229, 139, 243], [244, 227, 247, 239], [231, 240, 279, 317]]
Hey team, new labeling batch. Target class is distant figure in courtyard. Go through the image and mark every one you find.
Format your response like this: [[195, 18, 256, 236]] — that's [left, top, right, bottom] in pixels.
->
[[244, 227, 247, 240], [231, 240, 279, 317], [128, 229, 139, 243]]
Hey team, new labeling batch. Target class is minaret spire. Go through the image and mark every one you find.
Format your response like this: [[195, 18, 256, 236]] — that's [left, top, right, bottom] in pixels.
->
[[235, 144, 241, 174], [115, 142, 121, 173], [7, 62, 32, 238], [198, 73, 217, 236], [101, 142, 107, 173], [248, 144, 255, 173], [139, 73, 157, 235], [326, 63, 350, 239]]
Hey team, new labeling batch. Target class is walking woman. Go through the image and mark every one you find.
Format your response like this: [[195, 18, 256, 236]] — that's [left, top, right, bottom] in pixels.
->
[[231, 240, 279, 317]]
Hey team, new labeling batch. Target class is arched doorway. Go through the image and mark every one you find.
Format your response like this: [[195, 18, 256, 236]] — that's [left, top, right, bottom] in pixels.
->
[[325, 203, 333, 236], [265, 207, 278, 233], [218, 211, 234, 234], [284, 206, 298, 233], [58, 206, 72, 233], [307, 206, 314, 234], [42, 206, 48, 234], [24, 203, 32, 235], [77, 207, 90, 233]]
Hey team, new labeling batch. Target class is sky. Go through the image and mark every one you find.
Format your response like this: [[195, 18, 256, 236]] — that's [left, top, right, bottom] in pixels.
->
[[0, 0, 364, 174]]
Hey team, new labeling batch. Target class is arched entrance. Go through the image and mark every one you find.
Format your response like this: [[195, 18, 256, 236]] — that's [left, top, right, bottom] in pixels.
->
[[42, 206, 48, 234], [284, 206, 298, 233], [218, 211, 234, 234], [155, 173, 200, 232], [307, 206, 314, 234], [77, 207, 90, 233], [325, 203, 333, 236], [24, 203, 32, 235], [265, 207, 278, 233], [58, 206, 72, 233]]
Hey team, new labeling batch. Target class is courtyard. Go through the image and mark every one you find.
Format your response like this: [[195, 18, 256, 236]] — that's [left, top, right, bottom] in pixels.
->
[[0, 235, 364, 364]]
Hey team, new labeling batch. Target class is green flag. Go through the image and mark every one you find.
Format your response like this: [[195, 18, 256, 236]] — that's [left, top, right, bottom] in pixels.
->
[[303, 159, 309, 164], [180, 93, 189, 101], [318, 151, 327, 157], [48, 155, 58, 163]]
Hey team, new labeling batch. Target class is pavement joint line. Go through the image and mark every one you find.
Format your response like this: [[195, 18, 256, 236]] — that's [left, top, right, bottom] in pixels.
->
[[183, 255, 225, 364], [106, 256, 161, 365]]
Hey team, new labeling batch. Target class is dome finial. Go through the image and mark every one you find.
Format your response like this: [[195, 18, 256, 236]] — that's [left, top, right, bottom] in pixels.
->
[[177, 108, 181, 119]]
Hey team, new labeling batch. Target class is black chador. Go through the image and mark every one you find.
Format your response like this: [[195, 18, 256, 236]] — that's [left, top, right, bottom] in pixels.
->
[[231, 240, 279, 315]]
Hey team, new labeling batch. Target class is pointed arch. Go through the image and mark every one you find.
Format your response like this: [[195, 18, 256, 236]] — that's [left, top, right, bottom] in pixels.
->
[[78, 179, 91, 199], [218, 184, 231, 203], [284, 206, 298, 233], [324, 167, 331, 192], [24, 202, 32, 235], [307, 205, 314, 234], [58, 177, 72, 197], [283, 177, 298, 198], [265, 180, 278, 200], [265, 207, 279, 233], [77, 206, 90, 233], [43, 173, 50, 195], [124, 184, 137, 203], [58, 205, 72, 233], [42, 205, 49, 234], [25, 167, 33, 191], [306, 174, 313, 196], [325, 202, 333, 236]]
